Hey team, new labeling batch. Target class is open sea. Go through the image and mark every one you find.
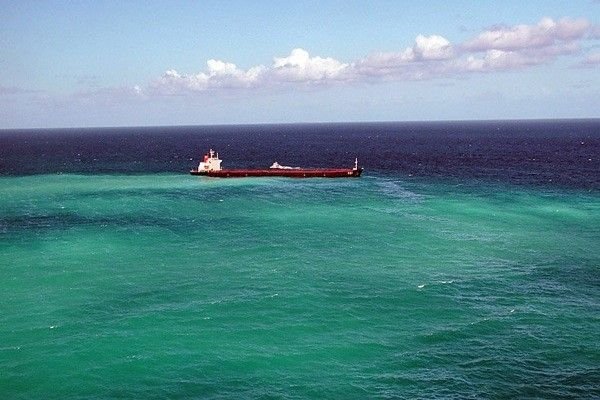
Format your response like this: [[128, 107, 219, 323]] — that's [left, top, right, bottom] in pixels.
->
[[1, 120, 599, 399]]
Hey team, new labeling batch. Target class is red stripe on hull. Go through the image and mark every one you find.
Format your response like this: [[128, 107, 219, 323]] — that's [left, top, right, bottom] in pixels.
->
[[190, 168, 363, 178]]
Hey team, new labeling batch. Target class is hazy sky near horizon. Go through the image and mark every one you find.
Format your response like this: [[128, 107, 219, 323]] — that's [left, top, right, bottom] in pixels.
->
[[1, 1, 599, 128]]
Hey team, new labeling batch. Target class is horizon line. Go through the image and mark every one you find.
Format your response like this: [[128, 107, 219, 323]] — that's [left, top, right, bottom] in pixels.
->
[[2, 117, 599, 132]]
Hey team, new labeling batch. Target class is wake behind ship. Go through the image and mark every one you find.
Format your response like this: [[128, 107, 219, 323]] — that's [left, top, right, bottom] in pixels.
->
[[190, 149, 363, 178]]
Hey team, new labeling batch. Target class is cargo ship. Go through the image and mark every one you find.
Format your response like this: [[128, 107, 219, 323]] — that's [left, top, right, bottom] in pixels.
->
[[190, 149, 363, 178]]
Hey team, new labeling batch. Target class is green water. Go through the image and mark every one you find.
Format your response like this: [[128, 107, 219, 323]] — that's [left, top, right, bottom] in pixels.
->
[[1, 174, 599, 398]]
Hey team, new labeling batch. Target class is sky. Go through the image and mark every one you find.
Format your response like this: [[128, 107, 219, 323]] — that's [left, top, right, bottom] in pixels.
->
[[1, 1, 599, 128]]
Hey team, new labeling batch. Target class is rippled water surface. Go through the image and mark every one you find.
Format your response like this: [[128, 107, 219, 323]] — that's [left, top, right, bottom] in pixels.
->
[[1, 121, 599, 398]]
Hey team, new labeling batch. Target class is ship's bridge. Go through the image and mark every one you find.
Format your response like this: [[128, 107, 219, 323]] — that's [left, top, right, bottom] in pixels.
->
[[198, 149, 222, 171]]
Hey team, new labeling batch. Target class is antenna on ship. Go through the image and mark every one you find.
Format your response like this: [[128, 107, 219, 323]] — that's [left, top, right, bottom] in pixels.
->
[[354, 158, 358, 170]]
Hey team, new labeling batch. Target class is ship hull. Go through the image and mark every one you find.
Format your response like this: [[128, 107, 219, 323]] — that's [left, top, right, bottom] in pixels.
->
[[190, 168, 363, 178]]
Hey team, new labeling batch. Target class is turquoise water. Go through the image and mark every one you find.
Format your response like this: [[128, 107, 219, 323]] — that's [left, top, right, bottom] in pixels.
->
[[1, 173, 599, 398]]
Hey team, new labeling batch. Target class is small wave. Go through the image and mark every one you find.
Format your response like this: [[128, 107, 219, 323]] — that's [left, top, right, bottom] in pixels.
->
[[418, 280, 455, 289], [0, 346, 21, 351]]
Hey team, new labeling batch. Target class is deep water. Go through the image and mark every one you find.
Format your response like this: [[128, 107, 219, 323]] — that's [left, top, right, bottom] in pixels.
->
[[1, 121, 599, 398]]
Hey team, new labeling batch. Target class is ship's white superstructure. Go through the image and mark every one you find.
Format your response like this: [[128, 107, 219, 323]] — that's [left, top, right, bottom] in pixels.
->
[[197, 149, 222, 172]]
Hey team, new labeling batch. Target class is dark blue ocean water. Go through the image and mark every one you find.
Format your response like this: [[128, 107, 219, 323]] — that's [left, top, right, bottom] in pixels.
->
[[1, 120, 599, 399], [1, 120, 599, 189]]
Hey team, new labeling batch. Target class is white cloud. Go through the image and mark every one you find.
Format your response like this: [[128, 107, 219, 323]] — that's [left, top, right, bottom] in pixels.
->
[[462, 42, 581, 72], [138, 17, 594, 96], [272, 48, 350, 82], [149, 61, 267, 95], [353, 50, 414, 77], [456, 17, 594, 73], [463, 17, 590, 52], [463, 50, 535, 71], [414, 35, 454, 60], [353, 34, 453, 79], [148, 48, 351, 94]]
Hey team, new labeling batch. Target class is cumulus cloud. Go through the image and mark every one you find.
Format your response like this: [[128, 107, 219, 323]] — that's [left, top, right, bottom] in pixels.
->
[[148, 48, 352, 95], [150, 60, 266, 95], [462, 42, 581, 72], [414, 35, 454, 60], [354, 50, 415, 78], [463, 50, 538, 71], [463, 17, 590, 52], [139, 16, 595, 96], [455, 17, 593, 73], [272, 48, 350, 82]]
